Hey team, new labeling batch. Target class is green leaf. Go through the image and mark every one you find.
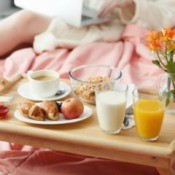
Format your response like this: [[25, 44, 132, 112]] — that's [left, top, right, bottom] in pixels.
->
[[166, 97, 170, 107], [152, 60, 162, 68], [165, 90, 171, 107], [171, 89, 175, 95], [171, 90, 175, 102], [166, 62, 175, 73], [169, 50, 174, 61]]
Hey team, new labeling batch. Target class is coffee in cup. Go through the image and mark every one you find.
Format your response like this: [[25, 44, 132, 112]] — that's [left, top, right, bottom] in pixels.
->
[[27, 70, 60, 97]]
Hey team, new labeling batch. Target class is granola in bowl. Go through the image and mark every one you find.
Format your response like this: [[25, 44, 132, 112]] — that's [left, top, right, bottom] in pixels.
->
[[69, 65, 122, 104]]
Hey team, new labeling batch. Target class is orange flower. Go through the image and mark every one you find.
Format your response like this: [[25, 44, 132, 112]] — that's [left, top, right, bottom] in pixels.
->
[[146, 28, 175, 65], [162, 28, 175, 41], [146, 28, 175, 52], [146, 31, 162, 42], [166, 40, 175, 51], [147, 40, 162, 51]]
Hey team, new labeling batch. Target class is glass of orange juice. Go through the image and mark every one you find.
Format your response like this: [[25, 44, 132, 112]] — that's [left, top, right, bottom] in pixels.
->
[[132, 86, 165, 141]]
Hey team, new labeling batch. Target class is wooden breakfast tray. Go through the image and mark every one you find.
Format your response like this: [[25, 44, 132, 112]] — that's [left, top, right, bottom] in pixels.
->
[[0, 74, 175, 175]]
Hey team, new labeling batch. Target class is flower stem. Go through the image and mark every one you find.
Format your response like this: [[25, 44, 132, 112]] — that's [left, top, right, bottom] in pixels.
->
[[156, 52, 166, 69], [170, 73, 175, 100]]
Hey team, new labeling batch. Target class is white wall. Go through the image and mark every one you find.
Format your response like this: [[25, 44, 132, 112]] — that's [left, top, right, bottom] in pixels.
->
[[0, 0, 11, 12]]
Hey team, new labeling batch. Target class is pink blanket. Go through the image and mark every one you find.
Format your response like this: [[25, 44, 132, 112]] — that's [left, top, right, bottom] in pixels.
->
[[1, 24, 162, 84], [0, 24, 161, 175]]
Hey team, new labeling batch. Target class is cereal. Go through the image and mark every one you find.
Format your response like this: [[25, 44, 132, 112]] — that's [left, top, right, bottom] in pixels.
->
[[75, 76, 114, 103]]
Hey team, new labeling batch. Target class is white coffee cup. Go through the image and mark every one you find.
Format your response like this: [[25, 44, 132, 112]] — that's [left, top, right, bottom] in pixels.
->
[[27, 70, 60, 97]]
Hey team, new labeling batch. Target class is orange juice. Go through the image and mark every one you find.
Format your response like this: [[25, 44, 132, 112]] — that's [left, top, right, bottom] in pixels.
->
[[133, 99, 165, 140]]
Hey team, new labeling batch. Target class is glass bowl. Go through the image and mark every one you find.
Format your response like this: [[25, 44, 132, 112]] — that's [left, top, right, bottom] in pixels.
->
[[69, 65, 122, 104]]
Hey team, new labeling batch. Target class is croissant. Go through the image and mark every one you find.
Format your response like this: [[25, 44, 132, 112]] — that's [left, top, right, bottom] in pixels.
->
[[28, 105, 45, 121], [17, 102, 34, 117], [40, 101, 59, 120]]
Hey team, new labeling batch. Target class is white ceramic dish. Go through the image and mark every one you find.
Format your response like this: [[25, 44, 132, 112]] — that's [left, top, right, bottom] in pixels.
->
[[14, 105, 92, 125], [18, 81, 71, 101]]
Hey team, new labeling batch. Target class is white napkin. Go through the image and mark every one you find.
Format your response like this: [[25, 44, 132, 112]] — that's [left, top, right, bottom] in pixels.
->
[[122, 111, 135, 130], [122, 84, 135, 130]]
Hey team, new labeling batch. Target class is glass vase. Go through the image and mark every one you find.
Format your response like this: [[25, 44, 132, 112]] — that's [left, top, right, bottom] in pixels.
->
[[159, 73, 175, 114]]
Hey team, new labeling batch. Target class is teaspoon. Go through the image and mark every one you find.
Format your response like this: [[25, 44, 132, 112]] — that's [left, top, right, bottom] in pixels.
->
[[55, 89, 65, 96]]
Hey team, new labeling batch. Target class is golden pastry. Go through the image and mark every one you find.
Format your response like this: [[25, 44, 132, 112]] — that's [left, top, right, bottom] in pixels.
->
[[17, 102, 34, 117], [40, 101, 59, 120], [28, 105, 45, 121]]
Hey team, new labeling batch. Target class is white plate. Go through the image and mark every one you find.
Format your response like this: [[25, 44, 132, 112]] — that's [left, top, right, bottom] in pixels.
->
[[18, 81, 71, 101], [14, 105, 92, 125]]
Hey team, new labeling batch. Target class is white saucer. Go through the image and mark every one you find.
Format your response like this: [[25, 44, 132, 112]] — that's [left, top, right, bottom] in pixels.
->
[[18, 81, 71, 101], [14, 105, 92, 125]]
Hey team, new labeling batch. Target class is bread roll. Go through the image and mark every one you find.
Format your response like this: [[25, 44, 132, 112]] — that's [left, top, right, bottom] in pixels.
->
[[17, 102, 34, 117], [41, 101, 59, 120], [28, 105, 45, 121]]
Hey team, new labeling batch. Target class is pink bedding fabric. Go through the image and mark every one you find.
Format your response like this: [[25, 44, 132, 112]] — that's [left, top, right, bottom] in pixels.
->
[[0, 24, 162, 175], [2, 24, 163, 84]]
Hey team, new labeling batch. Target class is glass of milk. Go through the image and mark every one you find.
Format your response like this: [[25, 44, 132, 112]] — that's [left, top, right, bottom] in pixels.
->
[[95, 83, 128, 134]]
